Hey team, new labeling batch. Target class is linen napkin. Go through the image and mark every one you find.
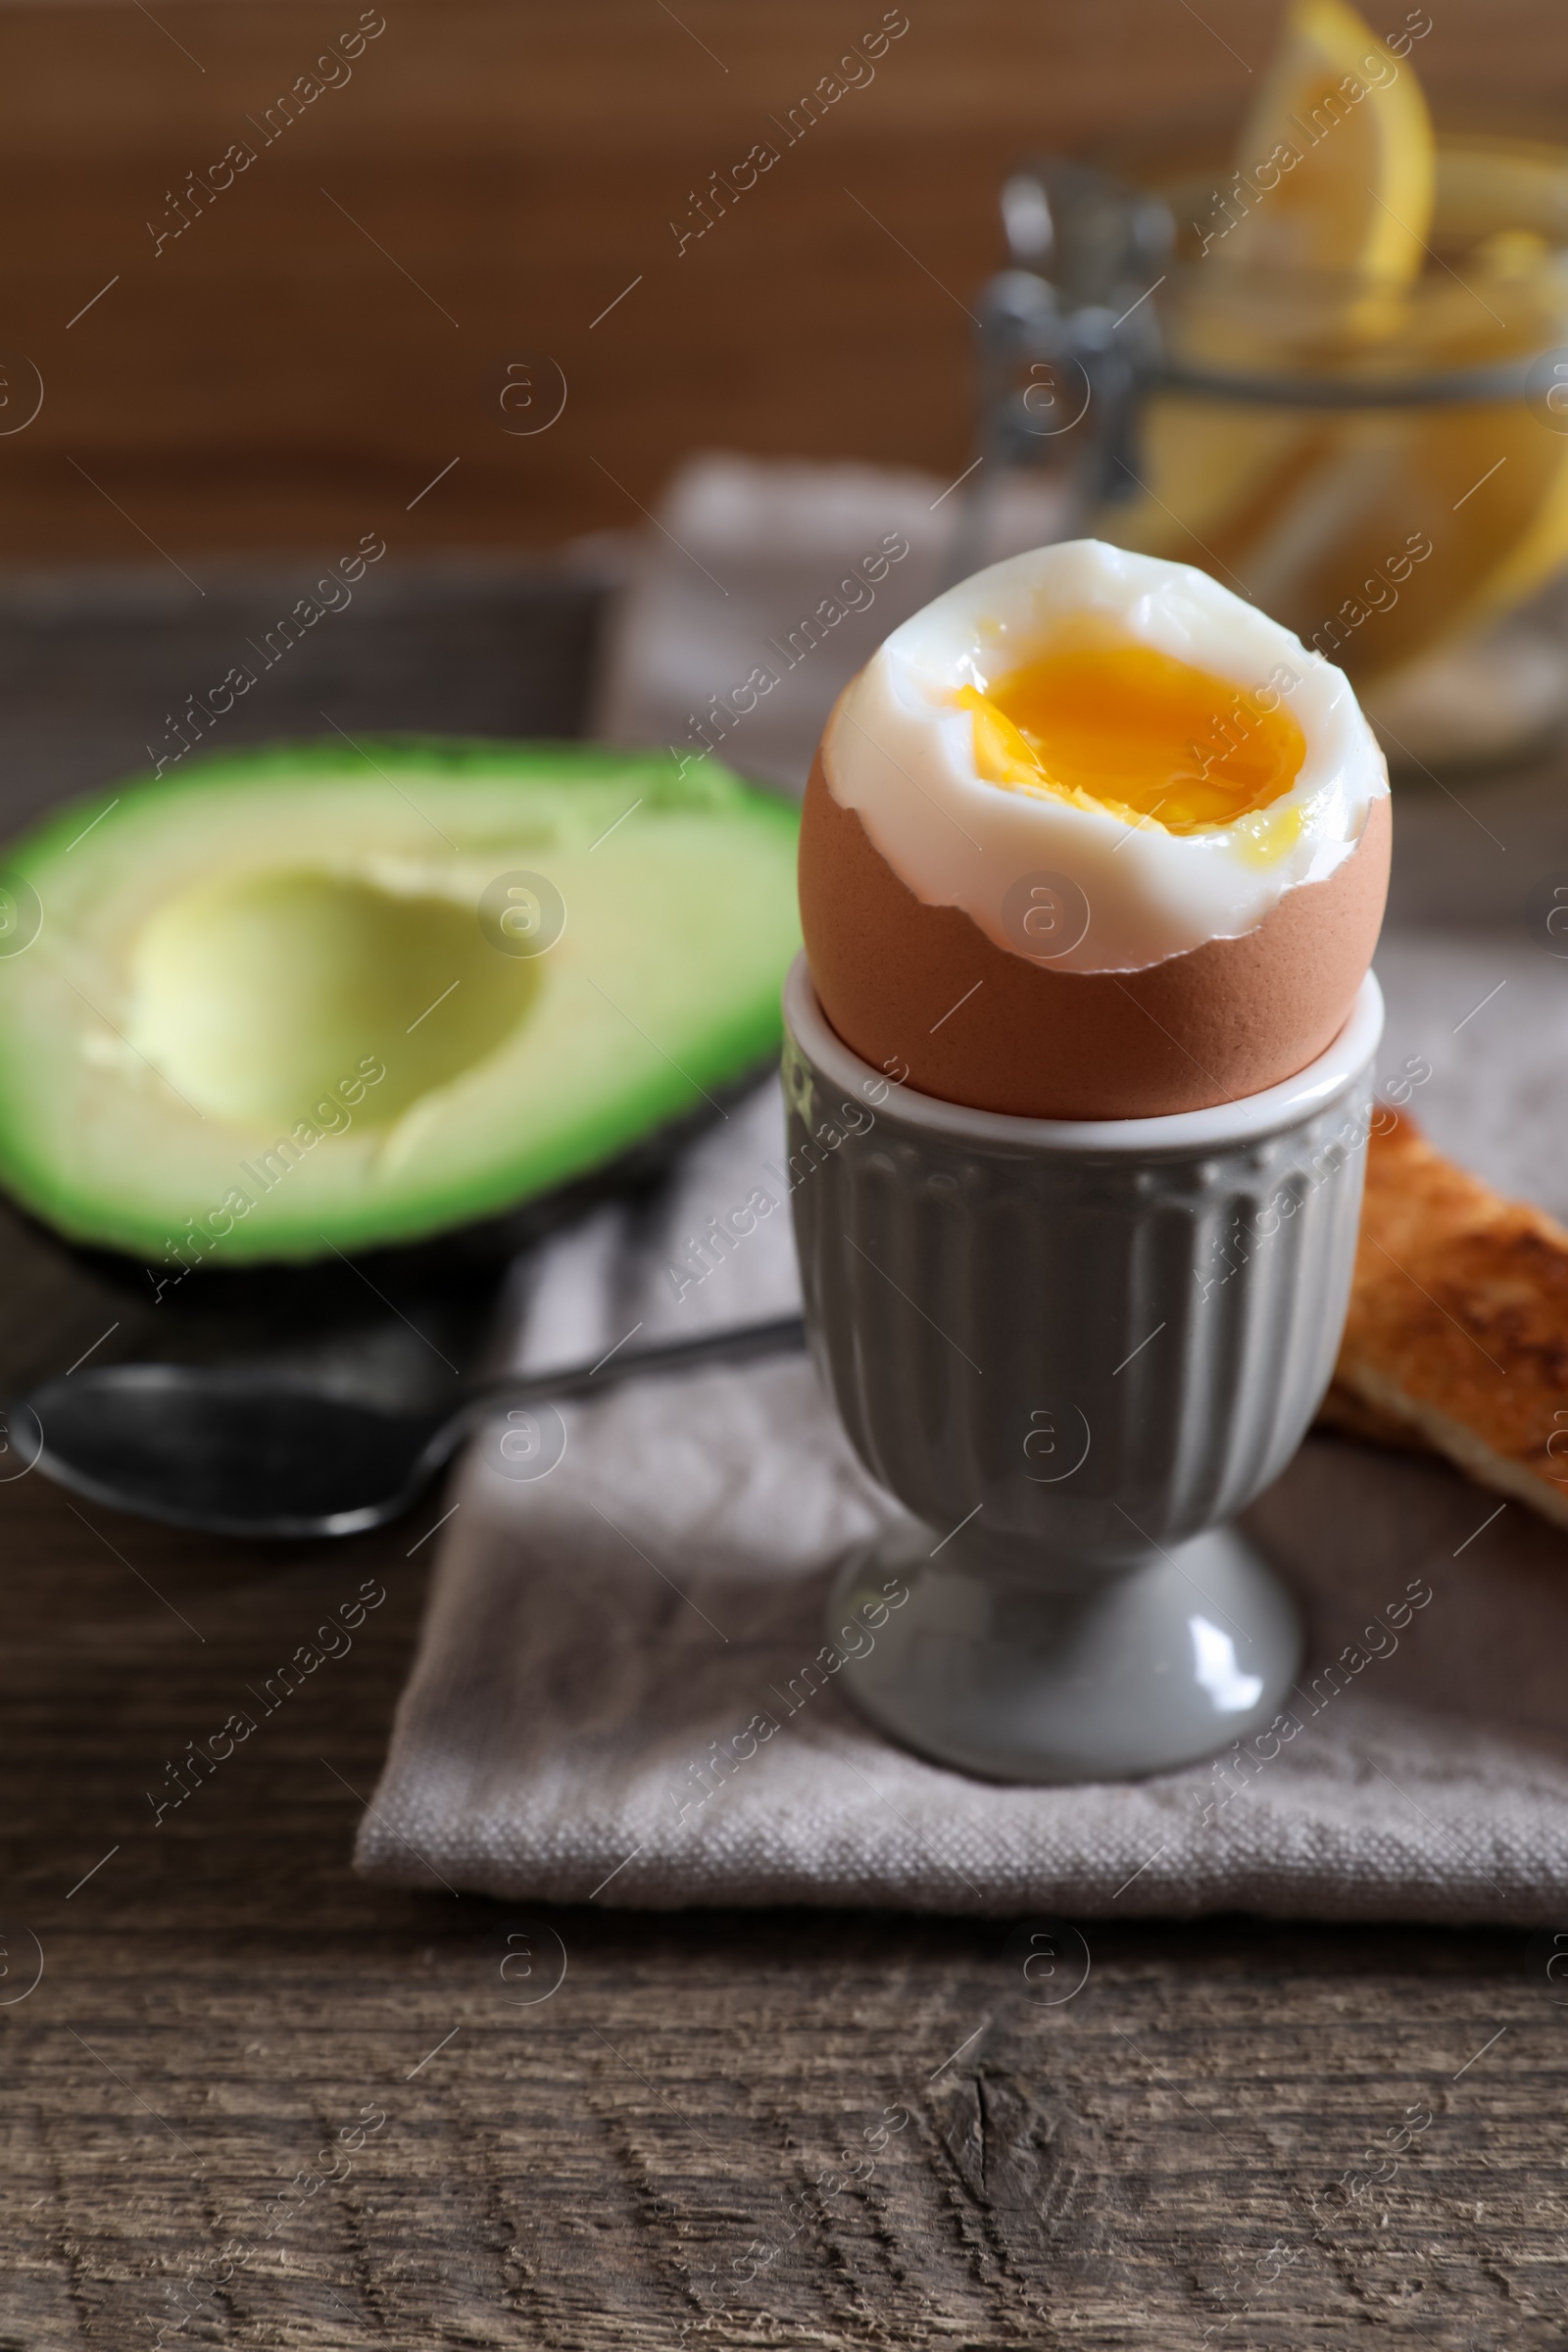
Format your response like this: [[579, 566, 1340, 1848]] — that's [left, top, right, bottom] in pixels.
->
[[357, 931, 1568, 1922], [357, 455, 1568, 1920]]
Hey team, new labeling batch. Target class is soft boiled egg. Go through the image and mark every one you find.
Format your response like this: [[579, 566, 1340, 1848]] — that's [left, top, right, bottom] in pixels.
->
[[799, 538, 1391, 1118]]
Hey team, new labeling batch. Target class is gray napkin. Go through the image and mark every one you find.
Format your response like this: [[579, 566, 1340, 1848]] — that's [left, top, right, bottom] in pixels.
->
[[357, 924, 1568, 1923], [358, 454, 1568, 1919]]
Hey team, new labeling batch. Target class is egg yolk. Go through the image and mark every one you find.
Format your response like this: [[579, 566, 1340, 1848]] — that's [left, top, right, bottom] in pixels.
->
[[957, 642, 1306, 841]]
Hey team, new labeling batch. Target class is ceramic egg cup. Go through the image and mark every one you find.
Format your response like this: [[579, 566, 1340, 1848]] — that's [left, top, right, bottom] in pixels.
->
[[782, 955, 1385, 1785]]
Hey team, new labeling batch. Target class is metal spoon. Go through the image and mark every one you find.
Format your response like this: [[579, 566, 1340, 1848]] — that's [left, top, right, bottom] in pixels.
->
[[17, 1313, 808, 1541]]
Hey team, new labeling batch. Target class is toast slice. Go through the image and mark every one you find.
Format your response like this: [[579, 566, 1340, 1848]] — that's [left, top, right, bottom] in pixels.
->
[[1321, 1110, 1568, 1532]]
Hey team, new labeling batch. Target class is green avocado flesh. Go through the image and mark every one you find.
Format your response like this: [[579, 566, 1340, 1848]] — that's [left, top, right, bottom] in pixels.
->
[[0, 739, 801, 1264]]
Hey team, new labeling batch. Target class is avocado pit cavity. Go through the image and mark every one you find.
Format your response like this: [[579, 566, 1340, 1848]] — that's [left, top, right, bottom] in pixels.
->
[[129, 869, 539, 1130]]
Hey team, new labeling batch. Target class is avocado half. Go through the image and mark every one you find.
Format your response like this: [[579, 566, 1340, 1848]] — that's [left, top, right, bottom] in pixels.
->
[[0, 738, 801, 1266]]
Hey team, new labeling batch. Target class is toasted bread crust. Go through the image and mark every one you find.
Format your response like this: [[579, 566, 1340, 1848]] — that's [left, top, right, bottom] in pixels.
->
[[1325, 1111, 1568, 1531], [1316, 1377, 1428, 1453]]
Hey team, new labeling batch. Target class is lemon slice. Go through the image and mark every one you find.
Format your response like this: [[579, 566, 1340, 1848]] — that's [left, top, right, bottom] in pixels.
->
[[1116, 0, 1439, 571], [1220, 0, 1435, 303], [1102, 1, 1568, 690], [1428, 416, 1568, 644]]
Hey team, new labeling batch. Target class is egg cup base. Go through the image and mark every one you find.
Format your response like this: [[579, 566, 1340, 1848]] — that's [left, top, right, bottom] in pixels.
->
[[826, 1520, 1303, 1787], [785, 953, 1382, 1791]]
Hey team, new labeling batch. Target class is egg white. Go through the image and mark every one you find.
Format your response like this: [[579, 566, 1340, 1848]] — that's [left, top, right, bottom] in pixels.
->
[[823, 539, 1389, 975]]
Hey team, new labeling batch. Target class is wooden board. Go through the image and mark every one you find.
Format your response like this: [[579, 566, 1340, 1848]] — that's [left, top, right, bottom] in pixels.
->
[[0, 1449, 1563, 2346]]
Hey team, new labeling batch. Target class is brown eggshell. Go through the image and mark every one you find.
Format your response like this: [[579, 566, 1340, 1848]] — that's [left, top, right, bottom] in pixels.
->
[[799, 744, 1392, 1120]]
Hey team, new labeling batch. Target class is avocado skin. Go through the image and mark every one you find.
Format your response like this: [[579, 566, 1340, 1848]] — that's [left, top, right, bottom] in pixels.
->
[[58, 1059, 761, 1306]]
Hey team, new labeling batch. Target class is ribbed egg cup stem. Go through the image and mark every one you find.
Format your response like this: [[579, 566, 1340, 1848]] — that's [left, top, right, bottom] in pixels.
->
[[783, 956, 1384, 1787]]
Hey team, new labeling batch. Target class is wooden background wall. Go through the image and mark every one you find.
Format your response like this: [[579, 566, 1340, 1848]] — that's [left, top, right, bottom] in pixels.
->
[[0, 0, 1561, 563]]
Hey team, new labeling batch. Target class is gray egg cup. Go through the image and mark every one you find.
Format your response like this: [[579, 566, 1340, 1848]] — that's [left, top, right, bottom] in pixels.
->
[[782, 955, 1385, 1785]]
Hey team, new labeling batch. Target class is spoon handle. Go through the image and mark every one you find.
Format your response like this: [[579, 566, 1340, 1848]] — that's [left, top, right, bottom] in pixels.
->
[[458, 1310, 808, 1423]]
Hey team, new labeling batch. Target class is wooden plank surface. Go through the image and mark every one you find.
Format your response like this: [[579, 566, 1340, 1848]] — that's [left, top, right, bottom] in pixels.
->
[[0, 1435, 1563, 2349], [1, 0, 1566, 561], [1, 567, 1567, 2347]]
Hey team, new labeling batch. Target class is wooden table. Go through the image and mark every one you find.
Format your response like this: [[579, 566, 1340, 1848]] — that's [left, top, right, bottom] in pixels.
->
[[3, 574, 1566, 2350]]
